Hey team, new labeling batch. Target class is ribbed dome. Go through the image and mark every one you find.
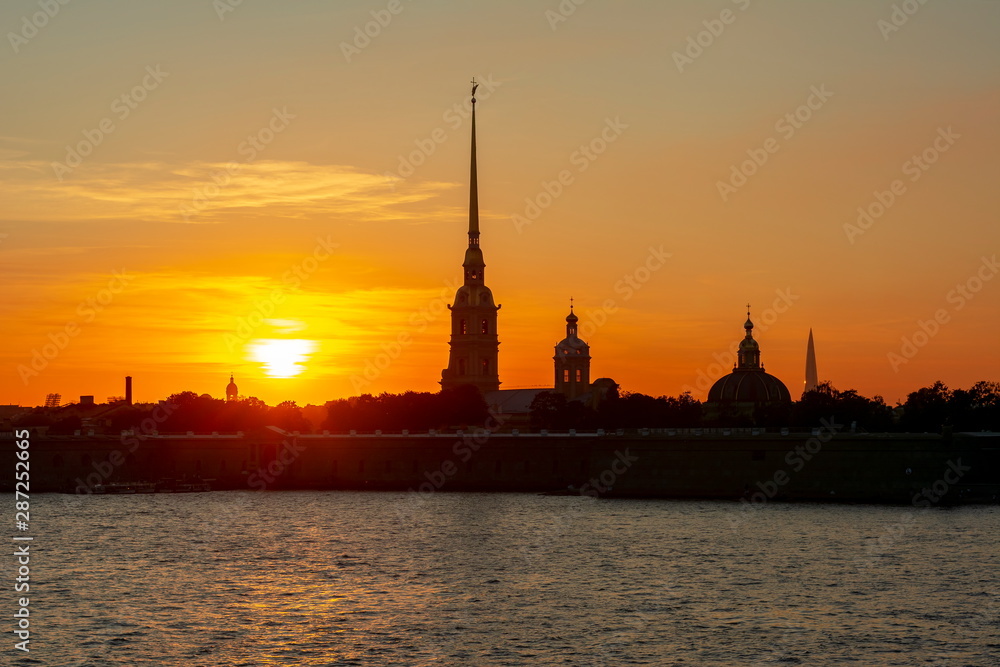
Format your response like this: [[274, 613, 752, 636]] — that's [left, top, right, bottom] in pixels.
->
[[708, 369, 790, 404]]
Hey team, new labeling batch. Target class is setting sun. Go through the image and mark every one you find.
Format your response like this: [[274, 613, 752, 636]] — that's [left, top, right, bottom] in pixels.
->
[[248, 338, 317, 378]]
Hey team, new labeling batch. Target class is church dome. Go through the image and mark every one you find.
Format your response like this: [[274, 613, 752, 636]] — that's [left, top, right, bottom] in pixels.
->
[[226, 374, 238, 400], [707, 308, 791, 407], [708, 369, 790, 403]]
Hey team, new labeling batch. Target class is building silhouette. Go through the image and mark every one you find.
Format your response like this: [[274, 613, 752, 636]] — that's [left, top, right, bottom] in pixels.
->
[[435, 82, 617, 421], [553, 301, 591, 400], [440, 79, 501, 394], [226, 374, 239, 402], [705, 307, 791, 421], [805, 328, 818, 394]]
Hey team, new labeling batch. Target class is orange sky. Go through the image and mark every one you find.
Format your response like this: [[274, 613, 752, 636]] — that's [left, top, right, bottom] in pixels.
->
[[1, 1, 998, 408]]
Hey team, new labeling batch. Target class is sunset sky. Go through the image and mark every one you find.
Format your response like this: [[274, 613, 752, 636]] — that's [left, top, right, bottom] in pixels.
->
[[2, 0, 998, 408]]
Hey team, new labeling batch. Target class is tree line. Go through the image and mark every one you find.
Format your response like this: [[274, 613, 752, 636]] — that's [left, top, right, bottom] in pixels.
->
[[11, 380, 999, 434]]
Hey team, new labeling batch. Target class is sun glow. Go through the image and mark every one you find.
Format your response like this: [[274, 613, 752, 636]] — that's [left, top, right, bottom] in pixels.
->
[[249, 339, 317, 378]]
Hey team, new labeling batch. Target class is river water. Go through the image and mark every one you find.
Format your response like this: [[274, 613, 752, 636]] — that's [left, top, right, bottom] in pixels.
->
[[6, 492, 999, 665]]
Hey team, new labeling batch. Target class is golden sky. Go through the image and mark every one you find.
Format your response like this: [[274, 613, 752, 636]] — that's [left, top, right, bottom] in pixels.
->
[[1, 0, 998, 407]]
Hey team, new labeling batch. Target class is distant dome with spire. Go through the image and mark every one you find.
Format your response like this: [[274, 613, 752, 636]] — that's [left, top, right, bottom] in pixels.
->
[[226, 374, 239, 402], [707, 307, 791, 406]]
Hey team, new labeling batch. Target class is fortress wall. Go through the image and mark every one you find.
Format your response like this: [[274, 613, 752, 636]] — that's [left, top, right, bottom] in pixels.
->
[[4, 430, 997, 503]]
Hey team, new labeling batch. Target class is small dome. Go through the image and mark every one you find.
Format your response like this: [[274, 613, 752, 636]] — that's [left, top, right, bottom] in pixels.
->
[[226, 374, 238, 397], [555, 336, 589, 356], [566, 310, 578, 324]]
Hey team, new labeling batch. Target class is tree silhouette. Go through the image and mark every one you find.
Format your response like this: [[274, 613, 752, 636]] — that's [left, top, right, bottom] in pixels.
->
[[899, 381, 952, 432], [898, 380, 999, 432], [794, 381, 892, 431], [322, 385, 489, 433]]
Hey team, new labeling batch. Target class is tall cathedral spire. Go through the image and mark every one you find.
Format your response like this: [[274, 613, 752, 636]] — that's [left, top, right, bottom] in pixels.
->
[[468, 77, 480, 244], [461, 78, 486, 287], [441, 79, 500, 394]]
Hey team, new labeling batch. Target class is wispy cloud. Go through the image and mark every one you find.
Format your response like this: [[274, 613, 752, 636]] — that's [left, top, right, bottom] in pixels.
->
[[0, 159, 456, 224]]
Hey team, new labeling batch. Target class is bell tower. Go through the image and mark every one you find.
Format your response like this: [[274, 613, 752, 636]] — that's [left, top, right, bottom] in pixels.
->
[[554, 300, 591, 400], [441, 79, 501, 394]]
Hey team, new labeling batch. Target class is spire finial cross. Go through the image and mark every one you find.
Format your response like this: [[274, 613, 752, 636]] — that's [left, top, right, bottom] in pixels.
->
[[471, 77, 478, 101], [746, 302, 751, 317], [570, 296, 574, 312]]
